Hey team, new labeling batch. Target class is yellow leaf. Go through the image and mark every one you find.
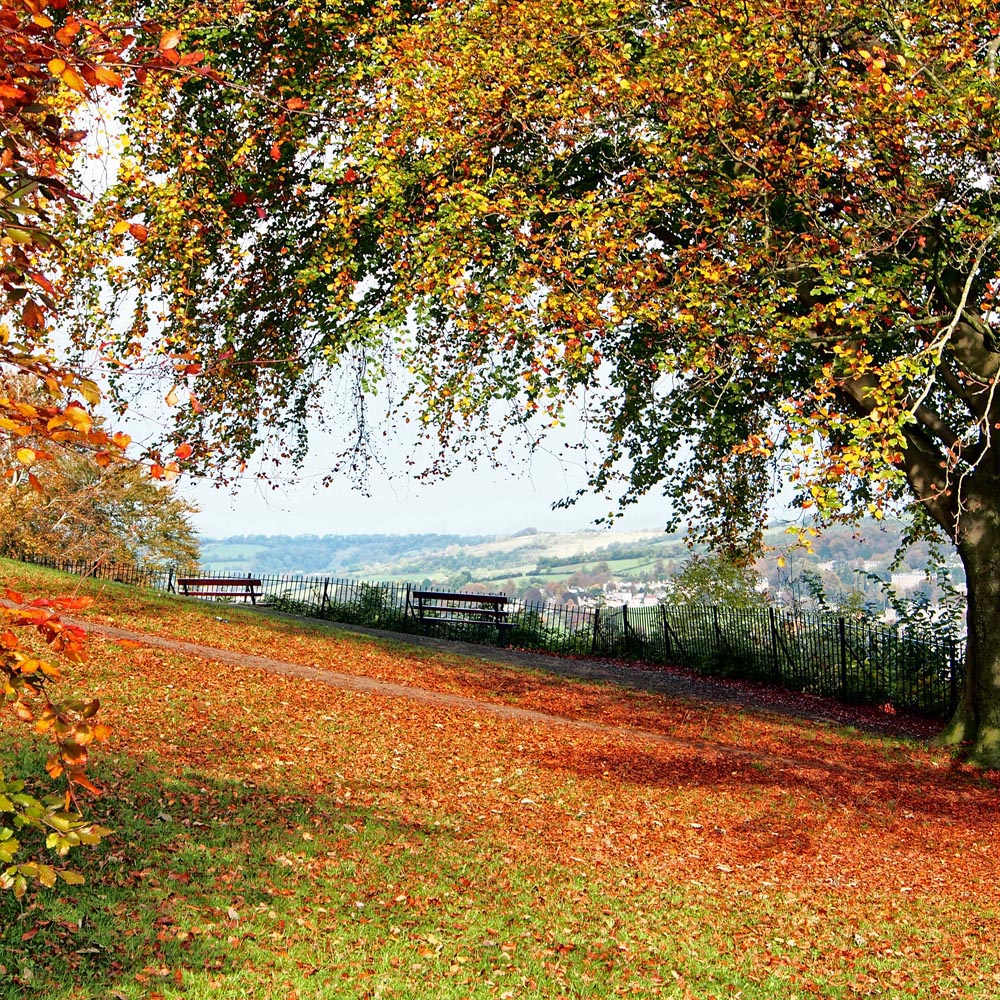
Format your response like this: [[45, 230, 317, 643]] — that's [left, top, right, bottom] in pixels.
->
[[111, 220, 130, 236], [60, 67, 89, 94], [77, 379, 101, 406], [15, 447, 36, 466]]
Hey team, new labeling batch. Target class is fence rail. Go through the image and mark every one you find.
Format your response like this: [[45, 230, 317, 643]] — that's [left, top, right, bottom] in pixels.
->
[[1, 552, 965, 718]]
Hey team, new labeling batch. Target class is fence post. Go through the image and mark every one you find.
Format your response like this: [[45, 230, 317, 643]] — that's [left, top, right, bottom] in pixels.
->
[[320, 578, 330, 615], [712, 606, 722, 655], [591, 607, 601, 654], [769, 607, 780, 681], [621, 604, 630, 654], [839, 617, 848, 700], [660, 604, 672, 660]]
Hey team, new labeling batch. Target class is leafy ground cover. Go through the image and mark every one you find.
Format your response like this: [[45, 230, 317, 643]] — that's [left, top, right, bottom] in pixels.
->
[[1, 559, 999, 998]]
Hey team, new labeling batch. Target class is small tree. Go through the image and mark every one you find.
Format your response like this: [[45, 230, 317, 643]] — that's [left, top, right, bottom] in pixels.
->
[[663, 555, 768, 610]]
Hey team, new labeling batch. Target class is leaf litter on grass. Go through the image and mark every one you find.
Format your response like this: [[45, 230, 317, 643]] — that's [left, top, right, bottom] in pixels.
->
[[1, 562, 999, 998]]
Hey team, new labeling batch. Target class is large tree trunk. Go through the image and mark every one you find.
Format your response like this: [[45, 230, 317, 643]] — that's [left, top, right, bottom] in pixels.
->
[[936, 514, 1000, 767]]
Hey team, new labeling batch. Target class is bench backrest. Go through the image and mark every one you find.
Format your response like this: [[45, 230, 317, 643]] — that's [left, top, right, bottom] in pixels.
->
[[412, 590, 506, 606]]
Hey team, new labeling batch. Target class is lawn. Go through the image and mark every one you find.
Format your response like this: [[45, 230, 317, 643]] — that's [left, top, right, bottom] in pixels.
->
[[1, 559, 998, 999]]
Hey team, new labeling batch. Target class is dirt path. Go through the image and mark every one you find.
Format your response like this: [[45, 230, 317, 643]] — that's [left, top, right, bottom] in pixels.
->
[[68, 614, 931, 777]]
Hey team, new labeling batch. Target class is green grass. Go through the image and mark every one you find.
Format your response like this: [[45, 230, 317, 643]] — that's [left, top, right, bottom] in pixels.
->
[[1, 558, 998, 998], [3, 745, 990, 1000]]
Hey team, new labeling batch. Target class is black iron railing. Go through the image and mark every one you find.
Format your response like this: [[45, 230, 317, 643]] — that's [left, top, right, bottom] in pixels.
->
[[0, 551, 964, 718]]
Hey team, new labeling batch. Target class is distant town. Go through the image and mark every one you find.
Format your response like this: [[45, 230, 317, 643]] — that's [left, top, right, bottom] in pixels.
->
[[200, 520, 966, 627]]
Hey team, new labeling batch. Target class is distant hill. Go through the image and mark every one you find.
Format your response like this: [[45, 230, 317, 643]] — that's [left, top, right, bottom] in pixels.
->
[[199, 533, 494, 576], [198, 521, 960, 603]]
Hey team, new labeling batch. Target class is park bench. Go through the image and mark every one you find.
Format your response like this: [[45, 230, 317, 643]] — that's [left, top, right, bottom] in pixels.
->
[[177, 575, 262, 605], [411, 590, 513, 646]]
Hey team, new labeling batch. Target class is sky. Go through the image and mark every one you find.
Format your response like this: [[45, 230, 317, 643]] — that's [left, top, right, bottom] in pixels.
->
[[180, 431, 675, 539]]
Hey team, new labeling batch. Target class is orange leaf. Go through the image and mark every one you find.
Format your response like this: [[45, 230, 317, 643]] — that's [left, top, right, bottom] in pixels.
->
[[128, 223, 148, 242], [3, 590, 23, 605], [70, 772, 101, 795], [54, 596, 93, 612], [174, 442, 193, 460], [92, 65, 123, 87], [159, 29, 182, 51], [22, 301, 45, 329], [114, 639, 145, 650]]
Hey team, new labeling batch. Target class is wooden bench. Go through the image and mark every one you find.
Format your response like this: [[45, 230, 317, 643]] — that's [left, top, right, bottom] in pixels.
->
[[178, 576, 262, 605], [411, 590, 513, 646]]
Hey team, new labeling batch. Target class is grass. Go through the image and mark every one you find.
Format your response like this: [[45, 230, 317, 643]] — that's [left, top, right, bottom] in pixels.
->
[[1, 558, 999, 998]]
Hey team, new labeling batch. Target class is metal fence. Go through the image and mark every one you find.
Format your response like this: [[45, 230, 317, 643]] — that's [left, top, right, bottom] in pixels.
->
[[1, 551, 964, 718], [3, 553, 180, 592]]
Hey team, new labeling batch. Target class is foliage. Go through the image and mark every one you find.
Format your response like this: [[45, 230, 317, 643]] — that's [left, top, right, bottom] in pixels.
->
[[0, 589, 111, 895], [0, 1, 212, 891], [662, 554, 768, 609]]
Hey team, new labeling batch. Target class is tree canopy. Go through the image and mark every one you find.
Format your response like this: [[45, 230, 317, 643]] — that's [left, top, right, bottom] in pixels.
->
[[59, 0, 1000, 762]]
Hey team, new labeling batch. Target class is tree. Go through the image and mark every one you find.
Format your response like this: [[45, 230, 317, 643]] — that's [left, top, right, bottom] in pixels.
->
[[0, 0, 206, 890], [1, 376, 200, 568], [73, 1, 1000, 761], [665, 556, 768, 610]]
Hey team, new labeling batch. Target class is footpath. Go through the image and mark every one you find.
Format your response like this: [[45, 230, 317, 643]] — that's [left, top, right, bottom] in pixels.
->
[[64, 610, 935, 769]]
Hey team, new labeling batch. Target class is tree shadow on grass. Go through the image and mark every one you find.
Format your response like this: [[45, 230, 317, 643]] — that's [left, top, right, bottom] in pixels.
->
[[0, 746, 458, 998]]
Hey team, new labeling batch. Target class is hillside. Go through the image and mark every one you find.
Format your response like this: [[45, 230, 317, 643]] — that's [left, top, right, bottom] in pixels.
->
[[199, 521, 963, 605]]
